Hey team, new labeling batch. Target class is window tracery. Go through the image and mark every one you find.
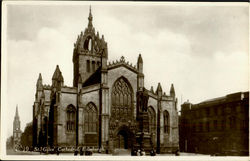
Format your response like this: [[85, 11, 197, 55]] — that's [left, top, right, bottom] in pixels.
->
[[84, 102, 98, 132], [163, 110, 170, 134], [148, 106, 156, 133], [111, 77, 133, 121], [66, 105, 76, 131]]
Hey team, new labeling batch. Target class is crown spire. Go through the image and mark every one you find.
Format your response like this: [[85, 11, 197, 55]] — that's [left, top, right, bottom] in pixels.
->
[[88, 6, 93, 28]]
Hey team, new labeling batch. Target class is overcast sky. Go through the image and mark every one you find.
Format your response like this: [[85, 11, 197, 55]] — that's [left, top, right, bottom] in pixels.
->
[[3, 2, 249, 137]]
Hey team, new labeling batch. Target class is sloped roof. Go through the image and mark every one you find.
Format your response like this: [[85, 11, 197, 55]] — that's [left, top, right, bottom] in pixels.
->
[[82, 67, 101, 87]]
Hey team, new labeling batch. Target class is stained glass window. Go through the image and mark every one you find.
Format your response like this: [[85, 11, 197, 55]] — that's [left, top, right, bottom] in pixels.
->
[[163, 110, 170, 134], [85, 102, 98, 132], [66, 105, 76, 131], [148, 106, 156, 132], [111, 77, 133, 120]]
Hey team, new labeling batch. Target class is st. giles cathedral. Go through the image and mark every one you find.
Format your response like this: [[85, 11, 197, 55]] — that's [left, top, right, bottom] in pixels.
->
[[32, 7, 179, 154]]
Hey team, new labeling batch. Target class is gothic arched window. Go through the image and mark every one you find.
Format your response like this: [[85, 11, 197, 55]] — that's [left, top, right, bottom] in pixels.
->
[[66, 105, 76, 132], [84, 102, 98, 132], [111, 77, 133, 120], [148, 106, 156, 132], [163, 110, 170, 134]]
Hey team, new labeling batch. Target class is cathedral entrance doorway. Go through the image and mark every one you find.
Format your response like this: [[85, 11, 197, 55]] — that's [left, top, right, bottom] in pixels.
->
[[114, 126, 134, 150], [117, 129, 128, 149]]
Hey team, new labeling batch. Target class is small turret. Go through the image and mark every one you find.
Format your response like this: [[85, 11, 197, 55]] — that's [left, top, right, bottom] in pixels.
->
[[36, 73, 43, 91], [170, 83, 175, 97], [52, 65, 64, 87]]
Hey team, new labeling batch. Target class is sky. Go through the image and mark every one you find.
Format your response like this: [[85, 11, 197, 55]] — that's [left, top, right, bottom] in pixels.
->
[[3, 2, 249, 138]]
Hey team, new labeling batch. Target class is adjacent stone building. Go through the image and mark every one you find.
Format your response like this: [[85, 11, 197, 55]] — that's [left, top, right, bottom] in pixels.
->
[[179, 92, 249, 156], [32, 8, 179, 153], [13, 105, 22, 150]]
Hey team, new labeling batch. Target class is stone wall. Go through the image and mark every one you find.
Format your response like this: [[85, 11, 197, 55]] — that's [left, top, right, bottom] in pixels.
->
[[57, 91, 77, 146]]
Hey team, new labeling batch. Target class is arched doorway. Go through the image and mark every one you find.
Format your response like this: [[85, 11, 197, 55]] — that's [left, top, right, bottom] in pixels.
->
[[117, 130, 128, 149], [114, 126, 134, 150]]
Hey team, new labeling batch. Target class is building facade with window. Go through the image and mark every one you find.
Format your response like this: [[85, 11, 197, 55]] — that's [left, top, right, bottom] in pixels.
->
[[179, 92, 249, 156], [32, 8, 179, 153]]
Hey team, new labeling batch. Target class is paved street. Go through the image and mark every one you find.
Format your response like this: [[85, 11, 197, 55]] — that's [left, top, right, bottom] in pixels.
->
[[7, 148, 209, 156]]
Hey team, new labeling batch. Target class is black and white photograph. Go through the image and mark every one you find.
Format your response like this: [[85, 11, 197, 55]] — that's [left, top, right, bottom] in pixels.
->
[[1, 1, 249, 160]]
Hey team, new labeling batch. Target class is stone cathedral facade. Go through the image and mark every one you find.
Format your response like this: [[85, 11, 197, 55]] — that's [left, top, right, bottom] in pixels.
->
[[32, 8, 179, 153]]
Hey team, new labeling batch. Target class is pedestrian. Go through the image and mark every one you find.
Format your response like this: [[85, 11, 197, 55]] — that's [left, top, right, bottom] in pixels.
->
[[137, 149, 141, 156], [175, 149, 180, 156], [85, 147, 89, 155], [141, 149, 145, 156], [74, 148, 78, 156], [150, 149, 156, 156], [56, 147, 60, 155], [80, 147, 84, 156]]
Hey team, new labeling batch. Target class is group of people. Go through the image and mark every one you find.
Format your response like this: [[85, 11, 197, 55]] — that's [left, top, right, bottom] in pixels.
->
[[131, 148, 156, 156]]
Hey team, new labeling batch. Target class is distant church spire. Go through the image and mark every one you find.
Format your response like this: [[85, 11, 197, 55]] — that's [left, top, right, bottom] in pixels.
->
[[15, 105, 19, 119], [88, 6, 93, 28]]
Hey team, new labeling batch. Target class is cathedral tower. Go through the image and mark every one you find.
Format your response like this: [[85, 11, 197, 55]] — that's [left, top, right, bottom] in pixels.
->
[[13, 105, 22, 149], [73, 7, 108, 87]]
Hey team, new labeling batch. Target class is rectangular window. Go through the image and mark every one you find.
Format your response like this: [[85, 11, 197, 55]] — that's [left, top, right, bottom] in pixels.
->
[[221, 107, 225, 115], [214, 107, 218, 115], [199, 122, 203, 132], [214, 120, 218, 131], [222, 120, 226, 130], [192, 123, 196, 132], [206, 122, 210, 132], [230, 117, 236, 129], [206, 108, 210, 117], [231, 106, 236, 114], [87, 60, 90, 72]]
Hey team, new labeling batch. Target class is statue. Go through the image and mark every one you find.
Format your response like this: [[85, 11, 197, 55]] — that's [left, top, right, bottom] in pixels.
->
[[136, 87, 149, 113]]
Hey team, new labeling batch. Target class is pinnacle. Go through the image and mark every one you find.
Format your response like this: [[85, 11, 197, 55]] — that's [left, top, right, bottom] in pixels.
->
[[156, 82, 162, 92], [138, 53, 143, 63], [38, 73, 42, 80]]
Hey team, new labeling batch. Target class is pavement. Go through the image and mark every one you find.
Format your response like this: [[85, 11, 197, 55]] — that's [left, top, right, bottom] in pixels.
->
[[6, 148, 209, 156]]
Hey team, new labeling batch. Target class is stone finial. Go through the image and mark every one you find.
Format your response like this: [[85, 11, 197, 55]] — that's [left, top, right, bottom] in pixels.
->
[[120, 56, 125, 62]]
